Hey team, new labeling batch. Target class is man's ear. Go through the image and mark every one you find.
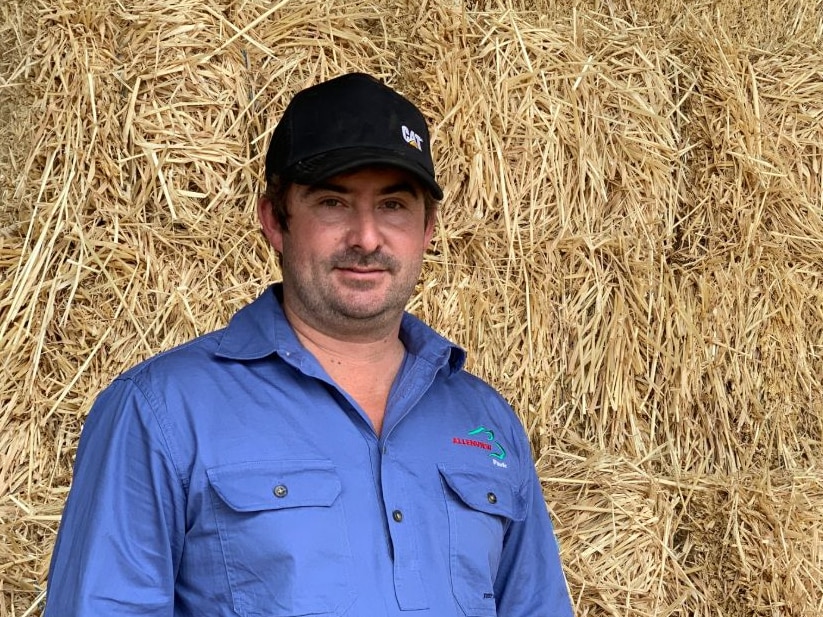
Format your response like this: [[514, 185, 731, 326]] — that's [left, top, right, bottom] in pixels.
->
[[423, 206, 437, 247], [257, 195, 284, 253]]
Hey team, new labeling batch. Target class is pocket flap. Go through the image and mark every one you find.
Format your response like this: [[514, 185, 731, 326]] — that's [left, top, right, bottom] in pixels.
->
[[207, 460, 341, 512], [438, 464, 526, 521]]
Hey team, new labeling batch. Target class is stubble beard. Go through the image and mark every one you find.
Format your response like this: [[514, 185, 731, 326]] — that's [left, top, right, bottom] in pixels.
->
[[282, 248, 423, 338]]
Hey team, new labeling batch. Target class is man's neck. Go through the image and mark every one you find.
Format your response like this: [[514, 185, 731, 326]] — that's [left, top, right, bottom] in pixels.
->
[[283, 302, 405, 363], [283, 303, 406, 435], [294, 324, 405, 369]]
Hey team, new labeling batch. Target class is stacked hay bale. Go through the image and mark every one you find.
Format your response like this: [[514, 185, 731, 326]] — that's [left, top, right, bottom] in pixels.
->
[[1, 1, 821, 615]]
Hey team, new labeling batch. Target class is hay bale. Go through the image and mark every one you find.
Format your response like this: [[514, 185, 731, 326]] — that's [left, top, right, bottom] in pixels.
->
[[1, 0, 821, 615]]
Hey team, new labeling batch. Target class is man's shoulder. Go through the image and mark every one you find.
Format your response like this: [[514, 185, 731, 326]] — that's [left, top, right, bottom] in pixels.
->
[[118, 286, 283, 384], [448, 367, 504, 398], [118, 327, 228, 384]]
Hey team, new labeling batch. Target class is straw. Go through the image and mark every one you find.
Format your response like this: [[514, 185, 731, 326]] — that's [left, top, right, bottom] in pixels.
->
[[2, 0, 822, 615]]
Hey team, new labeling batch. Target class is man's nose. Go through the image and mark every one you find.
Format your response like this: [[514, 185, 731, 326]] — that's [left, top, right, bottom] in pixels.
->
[[346, 208, 382, 252]]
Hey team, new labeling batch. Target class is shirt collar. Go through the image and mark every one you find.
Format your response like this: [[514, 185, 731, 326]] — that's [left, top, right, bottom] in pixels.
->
[[399, 312, 465, 374], [215, 283, 465, 374], [214, 284, 302, 361]]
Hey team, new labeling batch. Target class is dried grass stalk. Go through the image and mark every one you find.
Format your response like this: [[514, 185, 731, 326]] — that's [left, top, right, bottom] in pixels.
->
[[2, 1, 822, 615]]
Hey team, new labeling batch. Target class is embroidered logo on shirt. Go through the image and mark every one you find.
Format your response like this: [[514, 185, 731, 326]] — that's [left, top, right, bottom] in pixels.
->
[[452, 426, 507, 467]]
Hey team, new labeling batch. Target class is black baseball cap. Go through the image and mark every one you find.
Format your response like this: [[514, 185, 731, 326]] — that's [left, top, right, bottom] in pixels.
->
[[265, 73, 443, 200]]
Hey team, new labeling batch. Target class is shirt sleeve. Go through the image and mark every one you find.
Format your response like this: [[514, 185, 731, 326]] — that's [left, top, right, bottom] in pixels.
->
[[44, 377, 186, 616], [493, 433, 574, 617]]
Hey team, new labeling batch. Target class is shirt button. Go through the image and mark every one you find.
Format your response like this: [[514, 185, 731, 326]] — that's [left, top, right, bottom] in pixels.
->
[[487, 492, 497, 504], [392, 509, 403, 522], [273, 484, 288, 498]]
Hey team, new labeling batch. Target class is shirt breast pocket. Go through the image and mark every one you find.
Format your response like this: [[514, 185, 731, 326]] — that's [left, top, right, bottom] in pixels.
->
[[207, 460, 356, 617], [438, 464, 526, 617]]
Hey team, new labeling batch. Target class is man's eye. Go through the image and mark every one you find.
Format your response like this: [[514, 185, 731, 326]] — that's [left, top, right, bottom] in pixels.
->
[[382, 200, 404, 211], [320, 198, 343, 208]]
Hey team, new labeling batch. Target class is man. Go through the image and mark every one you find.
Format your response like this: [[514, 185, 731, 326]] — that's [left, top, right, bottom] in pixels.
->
[[44, 72, 573, 616]]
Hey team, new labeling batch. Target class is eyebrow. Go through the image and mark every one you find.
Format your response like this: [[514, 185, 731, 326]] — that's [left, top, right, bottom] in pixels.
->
[[303, 180, 421, 198]]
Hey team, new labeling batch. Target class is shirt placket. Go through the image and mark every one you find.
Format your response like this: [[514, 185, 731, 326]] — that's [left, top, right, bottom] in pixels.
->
[[378, 357, 445, 611]]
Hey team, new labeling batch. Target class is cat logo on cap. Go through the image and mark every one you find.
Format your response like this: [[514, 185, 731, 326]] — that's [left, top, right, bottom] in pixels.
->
[[402, 125, 424, 151]]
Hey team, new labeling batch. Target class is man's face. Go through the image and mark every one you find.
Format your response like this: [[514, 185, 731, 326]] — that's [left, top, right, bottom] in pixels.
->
[[259, 166, 436, 339]]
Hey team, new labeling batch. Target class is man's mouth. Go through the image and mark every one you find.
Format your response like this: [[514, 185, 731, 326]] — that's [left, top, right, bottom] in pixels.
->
[[339, 265, 387, 273]]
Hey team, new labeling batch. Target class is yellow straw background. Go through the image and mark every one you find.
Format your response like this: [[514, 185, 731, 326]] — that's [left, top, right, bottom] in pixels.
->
[[2, 1, 822, 615]]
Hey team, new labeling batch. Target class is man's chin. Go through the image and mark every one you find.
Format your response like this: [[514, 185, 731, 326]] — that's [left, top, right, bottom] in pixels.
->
[[330, 291, 406, 321], [333, 298, 391, 321]]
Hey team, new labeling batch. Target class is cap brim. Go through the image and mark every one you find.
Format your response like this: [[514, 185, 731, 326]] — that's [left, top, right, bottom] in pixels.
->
[[284, 147, 443, 200]]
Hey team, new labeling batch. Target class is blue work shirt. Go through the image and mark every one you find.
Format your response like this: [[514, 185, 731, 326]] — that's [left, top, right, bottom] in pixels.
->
[[44, 285, 573, 617]]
